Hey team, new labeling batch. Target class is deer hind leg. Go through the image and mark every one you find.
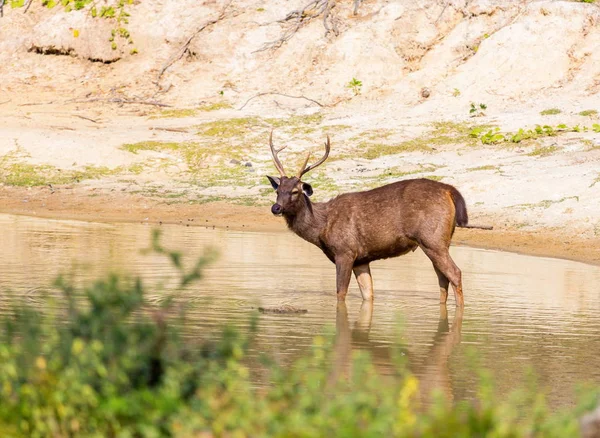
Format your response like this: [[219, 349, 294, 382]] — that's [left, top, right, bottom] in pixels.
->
[[353, 263, 374, 301], [434, 266, 450, 305], [335, 255, 354, 301], [421, 246, 464, 308]]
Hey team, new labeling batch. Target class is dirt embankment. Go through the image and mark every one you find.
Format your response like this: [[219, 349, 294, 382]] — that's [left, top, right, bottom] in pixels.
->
[[1, 0, 600, 264]]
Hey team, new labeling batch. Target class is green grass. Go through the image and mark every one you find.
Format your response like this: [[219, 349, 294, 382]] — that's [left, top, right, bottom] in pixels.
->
[[578, 109, 598, 117], [540, 108, 561, 116]]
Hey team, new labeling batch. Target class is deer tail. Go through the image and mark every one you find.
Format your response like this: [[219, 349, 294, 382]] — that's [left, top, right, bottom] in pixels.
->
[[449, 186, 468, 227]]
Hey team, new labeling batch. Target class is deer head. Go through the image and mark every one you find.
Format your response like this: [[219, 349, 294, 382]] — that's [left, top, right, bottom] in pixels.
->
[[266, 130, 331, 216]]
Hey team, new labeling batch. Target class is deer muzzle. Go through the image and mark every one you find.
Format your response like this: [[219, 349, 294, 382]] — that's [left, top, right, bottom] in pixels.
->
[[271, 203, 283, 216]]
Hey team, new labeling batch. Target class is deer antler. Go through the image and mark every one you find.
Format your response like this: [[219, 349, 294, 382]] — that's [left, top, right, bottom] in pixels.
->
[[296, 152, 311, 178], [299, 135, 330, 177], [269, 130, 287, 177]]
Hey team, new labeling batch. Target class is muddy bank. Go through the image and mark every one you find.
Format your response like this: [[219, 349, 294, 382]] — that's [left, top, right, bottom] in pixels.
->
[[1, 185, 598, 267]]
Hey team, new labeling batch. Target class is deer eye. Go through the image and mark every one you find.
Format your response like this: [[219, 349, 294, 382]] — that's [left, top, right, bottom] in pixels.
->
[[291, 189, 300, 195]]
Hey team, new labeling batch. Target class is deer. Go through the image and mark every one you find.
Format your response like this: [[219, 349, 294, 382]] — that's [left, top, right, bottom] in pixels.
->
[[266, 132, 469, 307]]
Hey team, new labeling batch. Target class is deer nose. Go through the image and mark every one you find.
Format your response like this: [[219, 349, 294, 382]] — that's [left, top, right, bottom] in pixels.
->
[[271, 204, 282, 215]]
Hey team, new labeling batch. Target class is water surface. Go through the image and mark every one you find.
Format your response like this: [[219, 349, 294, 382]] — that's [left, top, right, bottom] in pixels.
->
[[1, 213, 599, 407]]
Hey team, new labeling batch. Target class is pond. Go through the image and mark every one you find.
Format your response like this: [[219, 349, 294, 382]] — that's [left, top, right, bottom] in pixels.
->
[[1, 213, 599, 408]]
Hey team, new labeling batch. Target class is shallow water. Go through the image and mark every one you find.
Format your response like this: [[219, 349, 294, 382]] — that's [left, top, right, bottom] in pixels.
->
[[1, 213, 599, 407]]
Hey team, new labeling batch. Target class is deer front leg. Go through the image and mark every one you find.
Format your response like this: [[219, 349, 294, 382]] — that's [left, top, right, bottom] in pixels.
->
[[353, 263, 374, 301], [335, 256, 354, 301]]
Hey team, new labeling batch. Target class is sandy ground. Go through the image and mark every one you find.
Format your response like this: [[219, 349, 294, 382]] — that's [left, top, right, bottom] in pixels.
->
[[1, 183, 599, 267]]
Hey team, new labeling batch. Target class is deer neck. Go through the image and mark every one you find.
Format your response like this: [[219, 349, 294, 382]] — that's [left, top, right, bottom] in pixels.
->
[[284, 195, 327, 246]]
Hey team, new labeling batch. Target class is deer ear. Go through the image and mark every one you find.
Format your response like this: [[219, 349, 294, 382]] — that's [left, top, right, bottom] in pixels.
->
[[266, 175, 280, 190], [302, 182, 313, 197]]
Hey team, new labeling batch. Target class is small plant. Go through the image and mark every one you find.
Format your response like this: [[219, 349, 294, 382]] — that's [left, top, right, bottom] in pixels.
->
[[469, 102, 487, 117], [579, 109, 598, 117], [540, 108, 561, 116], [453, 88, 461, 97], [346, 77, 363, 96], [480, 128, 505, 144]]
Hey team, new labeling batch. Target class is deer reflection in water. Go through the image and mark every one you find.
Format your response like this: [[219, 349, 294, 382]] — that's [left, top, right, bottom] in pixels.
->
[[331, 301, 464, 403]]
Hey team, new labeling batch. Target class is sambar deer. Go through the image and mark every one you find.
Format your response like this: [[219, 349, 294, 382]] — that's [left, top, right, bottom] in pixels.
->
[[266, 132, 468, 307]]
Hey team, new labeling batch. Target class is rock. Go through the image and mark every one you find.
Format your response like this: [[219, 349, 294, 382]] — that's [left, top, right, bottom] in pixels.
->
[[230, 159, 241, 165], [421, 87, 431, 98], [244, 162, 253, 167]]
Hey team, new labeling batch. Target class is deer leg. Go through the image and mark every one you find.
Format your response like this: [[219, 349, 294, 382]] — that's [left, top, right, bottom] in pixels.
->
[[353, 263, 374, 301], [434, 266, 450, 305], [421, 247, 464, 308], [335, 256, 354, 301]]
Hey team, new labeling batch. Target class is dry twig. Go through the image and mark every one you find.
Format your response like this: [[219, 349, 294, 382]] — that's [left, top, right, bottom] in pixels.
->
[[74, 114, 99, 123], [23, 0, 34, 13], [238, 92, 323, 110]]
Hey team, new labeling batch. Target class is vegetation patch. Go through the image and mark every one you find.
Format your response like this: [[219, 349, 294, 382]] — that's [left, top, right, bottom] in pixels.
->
[[353, 122, 483, 160], [540, 108, 561, 116], [527, 145, 559, 157], [579, 109, 598, 117], [512, 196, 579, 210], [469, 123, 597, 147], [151, 102, 232, 119], [0, 149, 126, 186], [467, 165, 500, 172]]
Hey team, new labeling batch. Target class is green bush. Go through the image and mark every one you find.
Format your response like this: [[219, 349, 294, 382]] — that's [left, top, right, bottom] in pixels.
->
[[0, 231, 597, 437]]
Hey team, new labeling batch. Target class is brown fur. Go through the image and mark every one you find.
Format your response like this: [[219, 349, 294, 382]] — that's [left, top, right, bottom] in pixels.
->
[[267, 137, 468, 307]]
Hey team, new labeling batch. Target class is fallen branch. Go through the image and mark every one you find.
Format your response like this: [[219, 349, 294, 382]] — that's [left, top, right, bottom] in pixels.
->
[[23, 0, 33, 13], [74, 114, 99, 123], [67, 98, 172, 108], [459, 224, 494, 231], [18, 101, 56, 106], [0, 99, 10, 105], [238, 92, 323, 110], [149, 127, 189, 133], [157, 1, 232, 84]]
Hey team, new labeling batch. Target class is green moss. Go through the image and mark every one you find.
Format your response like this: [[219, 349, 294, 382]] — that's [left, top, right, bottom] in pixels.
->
[[578, 109, 598, 117], [121, 141, 186, 155], [424, 175, 444, 182], [0, 161, 123, 187], [197, 117, 263, 138], [467, 165, 500, 172], [527, 145, 558, 157], [351, 121, 486, 160], [199, 102, 232, 112], [540, 108, 561, 116], [151, 102, 232, 119], [513, 196, 579, 210], [126, 163, 145, 175]]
